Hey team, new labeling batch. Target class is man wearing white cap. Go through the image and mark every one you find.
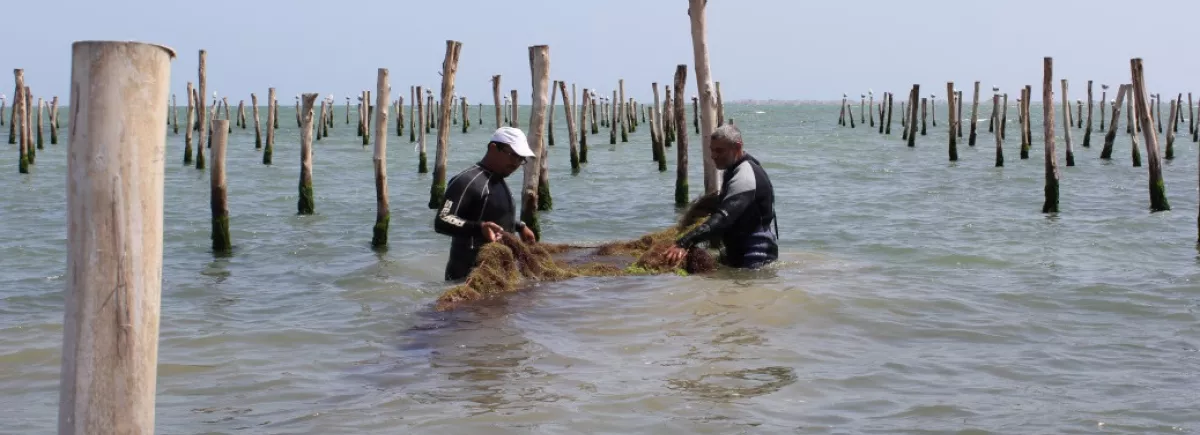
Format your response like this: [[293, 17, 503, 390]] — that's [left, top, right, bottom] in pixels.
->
[[434, 127, 539, 281]]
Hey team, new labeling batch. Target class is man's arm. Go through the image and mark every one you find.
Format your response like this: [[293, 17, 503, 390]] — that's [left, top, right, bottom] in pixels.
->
[[675, 163, 757, 249], [434, 173, 484, 237]]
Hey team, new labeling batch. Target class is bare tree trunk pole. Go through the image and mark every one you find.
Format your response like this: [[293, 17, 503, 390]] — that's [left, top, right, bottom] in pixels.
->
[[251, 93, 261, 149], [548, 81, 558, 146], [264, 88, 276, 165], [560, 81, 580, 174], [196, 50, 207, 170], [652, 82, 667, 169], [409, 87, 416, 142], [1083, 80, 1094, 147], [715, 81, 724, 126], [1043, 57, 1060, 213], [417, 85, 427, 173], [491, 75, 502, 129], [885, 92, 894, 135], [372, 69, 391, 248], [689, 0, 720, 194], [50, 96, 60, 144], [522, 45, 550, 240], [184, 82, 194, 163], [611, 91, 618, 145], [510, 90, 520, 129], [969, 81, 980, 146], [13, 71, 27, 173], [1130, 88, 1142, 167], [673, 64, 690, 206], [579, 89, 590, 163], [429, 40, 462, 209], [36, 98, 44, 150], [1062, 79, 1075, 167], [947, 82, 957, 161], [1130, 59, 1170, 211], [1101, 85, 1127, 159], [211, 119, 231, 253], [619, 79, 628, 142], [993, 93, 1003, 167], [1166, 99, 1177, 160], [907, 85, 920, 147], [461, 97, 469, 133], [297, 93, 318, 215], [59, 40, 173, 435]]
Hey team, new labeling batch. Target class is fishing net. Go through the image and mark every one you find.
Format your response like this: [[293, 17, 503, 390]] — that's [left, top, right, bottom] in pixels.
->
[[435, 193, 722, 311]]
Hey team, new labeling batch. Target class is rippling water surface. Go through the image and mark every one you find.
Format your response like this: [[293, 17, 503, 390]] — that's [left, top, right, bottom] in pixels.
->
[[2, 104, 1199, 433]]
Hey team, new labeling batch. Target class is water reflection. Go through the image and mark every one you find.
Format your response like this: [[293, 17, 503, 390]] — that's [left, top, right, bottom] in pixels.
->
[[666, 366, 798, 401]]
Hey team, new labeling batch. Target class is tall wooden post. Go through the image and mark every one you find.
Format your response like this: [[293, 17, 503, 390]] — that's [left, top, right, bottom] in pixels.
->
[[491, 75, 502, 129], [885, 92, 894, 135], [652, 82, 666, 169], [1130, 88, 1142, 167], [1166, 99, 1177, 160], [36, 98, 44, 149], [522, 45, 550, 240], [1042, 58, 1059, 213], [673, 64, 690, 206], [611, 91, 619, 144], [560, 81, 579, 173], [238, 99, 246, 129], [24, 87, 33, 164], [868, 92, 875, 127], [417, 85, 427, 173], [59, 40, 173, 435], [907, 85, 919, 147], [409, 87, 416, 142], [957, 90, 964, 138], [1020, 88, 1030, 159], [429, 40, 462, 209], [993, 92, 1003, 167], [251, 93, 261, 149], [969, 81, 980, 146], [1001, 93, 1008, 141], [1100, 85, 1109, 131], [1083, 80, 1095, 147], [1130, 58, 1170, 211], [461, 97, 469, 133], [372, 69, 391, 248], [264, 87, 275, 164], [211, 120, 231, 253], [171, 94, 178, 134], [510, 90, 519, 129], [1101, 84, 1128, 159], [579, 89, 590, 163], [297, 93, 317, 215], [184, 82, 194, 164], [619, 79, 627, 142], [548, 81, 558, 146], [13, 71, 27, 173], [196, 49, 207, 170], [689, 0, 720, 194], [715, 82, 724, 126], [50, 96, 59, 144], [921, 97, 928, 136], [1062, 79, 1075, 167], [947, 82, 957, 161]]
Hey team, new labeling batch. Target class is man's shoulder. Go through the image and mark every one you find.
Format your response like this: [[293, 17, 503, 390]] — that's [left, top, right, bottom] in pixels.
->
[[448, 165, 486, 185]]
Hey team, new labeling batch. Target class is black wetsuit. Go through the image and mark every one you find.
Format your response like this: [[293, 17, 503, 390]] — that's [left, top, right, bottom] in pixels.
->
[[675, 153, 779, 268], [434, 163, 520, 281]]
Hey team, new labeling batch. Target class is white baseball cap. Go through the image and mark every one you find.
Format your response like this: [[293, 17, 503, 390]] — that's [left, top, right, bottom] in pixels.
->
[[489, 127, 536, 158]]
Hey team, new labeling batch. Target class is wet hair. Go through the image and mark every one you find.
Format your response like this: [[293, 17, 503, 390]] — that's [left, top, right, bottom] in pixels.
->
[[711, 124, 742, 146]]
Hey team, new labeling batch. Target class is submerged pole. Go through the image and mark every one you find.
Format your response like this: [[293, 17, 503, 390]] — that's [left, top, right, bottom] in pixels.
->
[[211, 120, 231, 253], [372, 69, 391, 248], [297, 93, 318, 215]]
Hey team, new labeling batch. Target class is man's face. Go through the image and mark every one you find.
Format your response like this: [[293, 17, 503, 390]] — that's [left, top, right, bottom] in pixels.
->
[[491, 143, 527, 177], [710, 138, 741, 170]]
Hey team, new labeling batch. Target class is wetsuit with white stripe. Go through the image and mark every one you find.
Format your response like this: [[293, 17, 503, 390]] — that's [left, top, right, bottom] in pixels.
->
[[434, 163, 521, 281], [675, 153, 779, 268]]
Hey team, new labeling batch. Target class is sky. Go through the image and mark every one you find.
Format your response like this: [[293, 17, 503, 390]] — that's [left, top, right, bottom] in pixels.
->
[[1, 0, 1198, 104]]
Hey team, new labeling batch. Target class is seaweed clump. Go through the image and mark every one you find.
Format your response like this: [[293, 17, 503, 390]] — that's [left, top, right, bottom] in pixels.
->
[[435, 193, 721, 311]]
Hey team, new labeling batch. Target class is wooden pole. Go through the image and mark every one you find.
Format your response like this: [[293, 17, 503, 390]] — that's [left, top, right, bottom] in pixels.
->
[[885, 92, 894, 135], [1076, 100, 1083, 129], [185, 83, 194, 163], [673, 64, 690, 206], [1101, 85, 1127, 159], [409, 88, 416, 142], [993, 92, 1003, 167], [13, 71, 27, 173], [1001, 93, 1009, 141], [211, 119, 231, 253], [59, 40, 173, 435], [560, 81, 579, 173], [1156, 92, 1163, 133], [492, 75, 502, 129], [170, 94, 178, 134], [24, 87, 33, 164], [429, 40, 462, 209], [36, 98, 44, 150], [947, 82, 957, 161], [907, 84, 919, 147], [522, 45, 550, 239], [1130, 87, 1142, 167], [590, 92, 598, 134], [1190, 92, 1195, 137], [689, 0, 719, 194], [692, 96, 699, 134], [1083, 80, 1094, 147], [50, 96, 59, 145], [1020, 88, 1030, 159], [931, 94, 937, 127], [969, 82, 980, 146], [222, 97, 231, 133], [264, 87, 275, 165], [653, 82, 666, 169], [1100, 85, 1109, 131], [1130, 59, 1169, 211], [611, 91, 619, 144], [1042, 58, 1059, 213], [1174, 93, 1182, 133], [237, 100, 245, 129], [196, 50, 207, 170], [6, 84, 14, 145], [548, 81, 558, 146], [251, 93, 261, 149], [715, 81, 724, 126], [372, 68, 391, 248], [579, 88, 589, 163], [510, 89, 519, 129], [1062, 79, 1075, 167], [920, 97, 928, 136], [417, 85, 427, 173], [460, 96, 469, 133], [1166, 99, 1177, 160], [297, 93, 318, 215], [619, 79, 628, 142]]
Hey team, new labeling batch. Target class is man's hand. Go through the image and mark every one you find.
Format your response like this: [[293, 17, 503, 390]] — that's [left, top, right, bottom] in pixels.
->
[[480, 221, 504, 242], [520, 226, 537, 244], [664, 245, 688, 263]]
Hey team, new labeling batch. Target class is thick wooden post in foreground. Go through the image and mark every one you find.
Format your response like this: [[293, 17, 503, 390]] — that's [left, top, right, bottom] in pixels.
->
[[522, 45, 550, 239], [59, 40, 174, 435], [689, 0, 719, 194], [429, 40, 462, 209], [211, 120, 231, 253], [297, 93, 318, 215], [264, 88, 276, 164], [372, 68, 391, 248], [1130, 58, 1170, 212], [673, 64, 690, 206], [1043, 57, 1059, 213]]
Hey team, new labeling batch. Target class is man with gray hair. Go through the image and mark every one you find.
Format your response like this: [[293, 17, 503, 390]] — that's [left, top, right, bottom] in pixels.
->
[[666, 124, 779, 269]]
